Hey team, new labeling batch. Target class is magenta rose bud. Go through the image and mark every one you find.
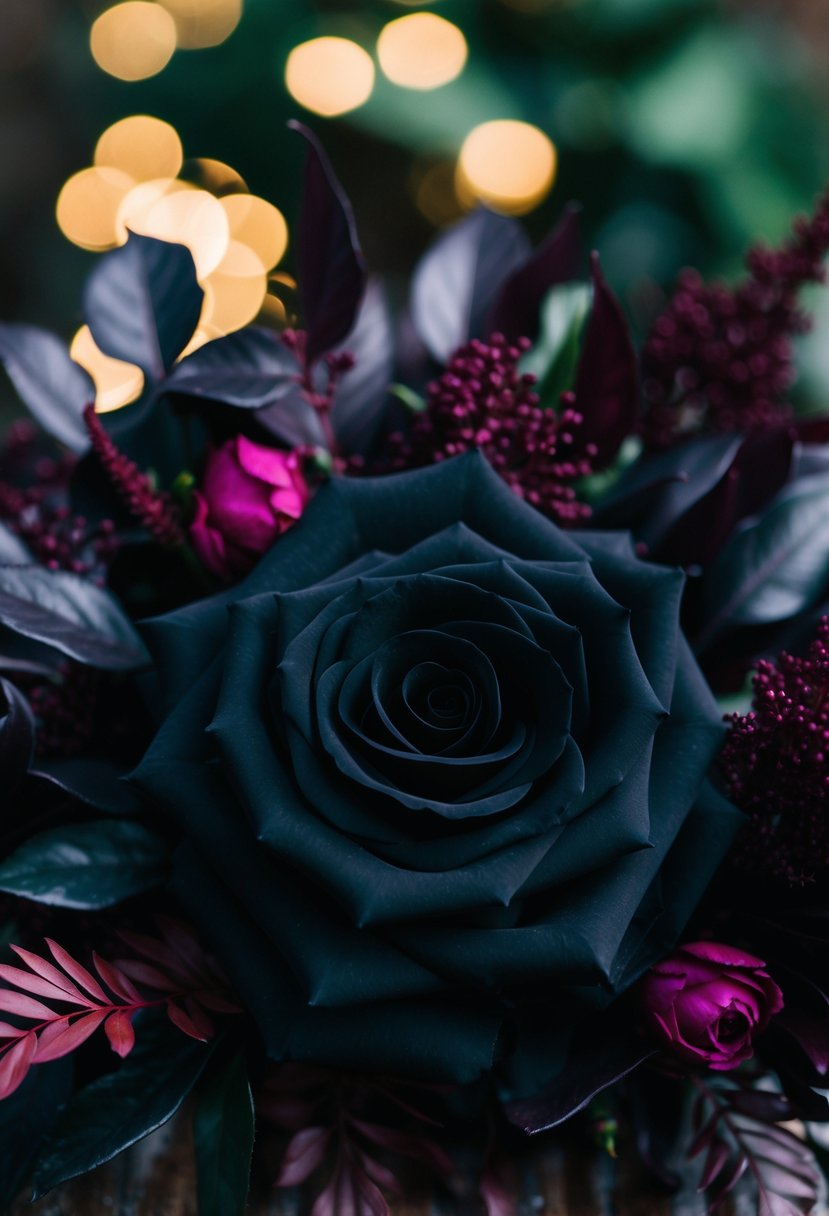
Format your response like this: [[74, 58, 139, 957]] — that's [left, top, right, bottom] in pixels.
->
[[641, 941, 784, 1071], [190, 436, 309, 580]]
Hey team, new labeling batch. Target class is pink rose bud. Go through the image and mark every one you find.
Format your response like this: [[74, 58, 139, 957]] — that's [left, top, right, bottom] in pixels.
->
[[189, 436, 309, 580], [641, 941, 784, 1071]]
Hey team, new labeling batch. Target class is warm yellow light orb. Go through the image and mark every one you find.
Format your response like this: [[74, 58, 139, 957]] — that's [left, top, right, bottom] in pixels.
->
[[456, 120, 557, 215], [377, 13, 467, 90], [90, 2, 176, 82], [95, 116, 183, 184], [125, 187, 230, 278], [183, 157, 247, 196], [56, 167, 135, 251], [285, 37, 375, 117], [203, 241, 268, 334], [115, 177, 193, 243], [220, 195, 288, 271], [158, 0, 242, 50], [71, 326, 144, 414]]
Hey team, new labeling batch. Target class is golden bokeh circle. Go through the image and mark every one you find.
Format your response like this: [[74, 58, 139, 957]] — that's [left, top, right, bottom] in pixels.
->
[[71, 326, 145, 414], [377, 13, 467, 90], [57, 166, 135, 251], [456, 120, 557, 215], [158, 0, 242, 50], [285, 37, 375, 117], [95, 116, 184, 183], [220, 194, 288, 271], [90, 2, 177, 82]]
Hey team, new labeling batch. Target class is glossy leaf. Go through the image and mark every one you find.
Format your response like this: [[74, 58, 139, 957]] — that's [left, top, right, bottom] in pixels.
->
[[505, 1030, 657, 1134], [0, 325, 94, 453], [104, 1011, 136, 1059], [83, 234, 203, 381], [0, 1057, 72, 1210], [699, 474, 829, 649], [166, 327, 298, 409], [290, 121, 366, 366], [0, 677, 34, 794], [32, 1015, 216, 1197], [411, 208, 530, 363], [0, 524, 31, 565], [0, 820, 169, 909], [29, 756, 142, 816], [520, 282, 591, 409], [330, 280, 394, 455], [194, 1050, 255, 1216], [489, 202, 583, 343], [0, 565, 149, 671], [570, 253, 638, 469], [254, 383, 327, 449]]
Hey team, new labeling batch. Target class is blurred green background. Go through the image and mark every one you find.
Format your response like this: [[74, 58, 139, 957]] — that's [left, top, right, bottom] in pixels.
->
[[3, 0, 829, 420]]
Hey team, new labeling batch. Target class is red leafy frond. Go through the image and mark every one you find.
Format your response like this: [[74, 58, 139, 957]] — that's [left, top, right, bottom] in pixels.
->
[[9, 945, 88, 1003], [276, 1126, 331, 1187], [33, 1010, 110, 1064], [0, 962, 89, 1007], [0, 1032, 36, 1101], [349, 1117, 454, 1178], [0, 990, 54, 1021], [45, 939, 108, 1002], [166, 1000, 212, 1042], [112, 958, 180, 993], [104, 1010, 136, 1059], [92, 954, 144, 1004]]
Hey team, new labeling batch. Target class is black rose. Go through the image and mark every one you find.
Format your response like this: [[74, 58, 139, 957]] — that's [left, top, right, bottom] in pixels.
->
[[133, 453, 741, 1084]]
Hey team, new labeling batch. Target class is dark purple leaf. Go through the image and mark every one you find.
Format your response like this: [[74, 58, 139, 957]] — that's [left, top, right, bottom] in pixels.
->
[[330, 280, 394, 455], [276, 1126, 331, 1186], [570, 252, 638, 469], [84, 233, 203, 381], [255, 384, 327, 448], [358, 1153, 403, 1198], [289, 121, 366, 367], [488, 202, 583, 342], [165, 327, 298, 409], [29, 756, 142, 815], [0, 677, 34, 793], [349, 1118, 453, 1177], [0, 524, 32, 565], [311, 1162, 389, 1216], [707, 1152, 748, 1210], [0, 325, 93, 452], [728, 1090, 797, 1123], [699, 1139, 731, 1191], [410, 208, 531, 363], [0, 565, 149, 671], [504, 1030, 657, 1135], [690, 1113, 721, 1160]]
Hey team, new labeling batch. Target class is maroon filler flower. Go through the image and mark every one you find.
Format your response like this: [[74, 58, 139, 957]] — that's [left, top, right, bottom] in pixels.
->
[[190, 435, 309, 580], [721, 617, 829, 886], [641, 941, 784, 1071]]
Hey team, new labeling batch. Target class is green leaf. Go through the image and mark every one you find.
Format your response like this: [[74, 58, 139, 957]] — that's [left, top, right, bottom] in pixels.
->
[[32, 1016, 216, 1198], [698, 475, 829, 650], [194, 1050, 254, 1216], [0, 1058, 72, 1209], [520, 282, 591, 409], [0, 565, 149, 671], [0, 821, 170, 909]]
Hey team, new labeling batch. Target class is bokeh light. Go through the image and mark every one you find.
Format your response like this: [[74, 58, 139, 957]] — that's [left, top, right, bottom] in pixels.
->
[[158, 0, 243, 50], [56, 166, 134, 251], [90, 2, 177, 82], [285, 37, 375, 117], [456, 120, 556, 215], [377, 14, 467, 90], [95, 116, 184, 183], [183, 157, 247, 196], [220, 195, 288, 271], [203, 241, 268, 332], [115, 177, 193, 242], [70, 326, 144, 414], [125, 187, 230, 277]]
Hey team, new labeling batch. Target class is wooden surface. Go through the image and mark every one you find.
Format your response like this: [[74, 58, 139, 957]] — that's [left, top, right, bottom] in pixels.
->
[[8, 1112, 729, 1216]]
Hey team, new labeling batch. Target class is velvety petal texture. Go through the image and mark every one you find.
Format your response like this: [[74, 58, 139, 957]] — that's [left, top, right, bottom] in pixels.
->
[[132, 453, 742, 1084]]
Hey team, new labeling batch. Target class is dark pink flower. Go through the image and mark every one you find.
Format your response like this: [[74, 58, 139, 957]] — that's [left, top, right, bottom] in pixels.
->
[[641, 941, 784, 1071], [190, 436, 309, 580]]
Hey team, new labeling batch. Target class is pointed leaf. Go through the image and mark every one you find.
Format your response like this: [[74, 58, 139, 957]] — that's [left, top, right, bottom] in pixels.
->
[[0, 1057, 71, 1210], [194, 1050, 254, 1216], [330, 280, 394, 455], [290, 121, 366, 365], [33, 1010, 110, 1063], [104, 1011, 135, 1059], [570, 253, 638, 468], [45, 940, 108, 1002], [166, 1000, 212, 1042], [0, 963, 85, 1007], [0, 324, 93, 452], [166, 327, 298, 409], [0, 1032, 36, 1100], [0, 821, 169, 909], [699, 1138, 731, 1191], [30, 755, 143, 816], [276, 1126, 331, 1187], [93, 955, 144, 1004], [112, 958, 179, 992], [255, 383, 327, 448], [349, 1118, 453, 1177], [0, 990, 54, 1020], [0, 524, 31, 565], [699, 474, 829, 648], [0, 565, 149, 671], [9, 946, 88, 1004], [0, 677, 34, 794], [83, 234, 203, 381], [520, 282, 592, 408], [489, 202, 583, 342], [32, 1015, 216, 1197], [411, 208, 530, 363]]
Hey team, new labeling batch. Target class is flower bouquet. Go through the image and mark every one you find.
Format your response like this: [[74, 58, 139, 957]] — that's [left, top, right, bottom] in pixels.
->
[[1, 122, 829, 1215]]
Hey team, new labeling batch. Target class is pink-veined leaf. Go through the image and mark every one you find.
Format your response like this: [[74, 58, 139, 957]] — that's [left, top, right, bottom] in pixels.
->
[[699, 1138, 731, 1191], [276, 1126, 331, 1187], [112, 958, 180, 992], [116, 931, 198, 986], [104, 1010, 136, 1058], [45, 939, 108, 1002], [349, 1118, 453, 1177], [311, 1162, 389, 1216], [9, 945, 89, 1003], [0, 1031, 36, 1100], [0, 962, 87, 1007], [0, 989, 54, 1021], [166, 1000, 210, 1042], [182, 998, 214, 1040], [0, 1021, 25, 1038], [358, 1152, 403, 1198], [93, 953, 144, 1004], [33, 1009, 110, 1063]]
